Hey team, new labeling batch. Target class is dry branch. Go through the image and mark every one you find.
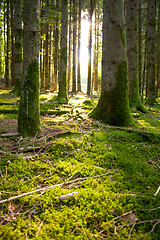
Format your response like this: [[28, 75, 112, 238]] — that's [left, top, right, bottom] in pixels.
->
[[0, 132, 19, 137], [0, 170, 116, 204], [56, 192, 79, 201]]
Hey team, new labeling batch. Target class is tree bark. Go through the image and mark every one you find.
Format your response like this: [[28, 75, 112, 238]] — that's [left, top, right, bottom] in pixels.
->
[[10, 0, 15, 86], [57, 0, 68, 103], [44, 0, 49, 89], [54, 0, 60, 91], [77, 0, 81, 92], [67, 0, 72, 92], [40, 0, 45, 89], [87, 0, 94, 96], [146, 0, 156, 105], [0, 0, 4, 77], [18, 0, 40, 137], [72, 0, 77, 92], [126, 0, 146, 112], [5, 0, 9, 88], [90, 0, 133, 126], [13, 0, 22, 96], [138, 0, 142, 96]]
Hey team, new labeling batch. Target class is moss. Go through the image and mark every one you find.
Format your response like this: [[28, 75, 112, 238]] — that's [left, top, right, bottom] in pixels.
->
[[136, 103, 148, 113], [57, 71, 68, 104], [18, 60, 40, 137], [90, 61, 134, 126]]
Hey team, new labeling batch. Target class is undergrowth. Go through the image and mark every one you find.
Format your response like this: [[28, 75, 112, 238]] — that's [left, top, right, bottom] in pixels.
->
[[0, 90, 160, 239]]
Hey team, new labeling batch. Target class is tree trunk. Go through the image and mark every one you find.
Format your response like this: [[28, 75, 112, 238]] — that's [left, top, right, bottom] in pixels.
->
[[5, 0, 9, 88], [18, 0, 40, 137], [146, 0, 156, 105], [40, 0, 45, 89], [126, 0, 146, 112], [44, 0, 49, 89], [72, 0, 77, 92], [90, 0, 133, 126], [0, 0, 4, 77], [156, 1, 160, 98], [67, 0, 72, 92], [94, 6, 99, 92], [57, 0, 68, 103], [138, 0, 142, 96], [54, 0, 60, 91], [77, 0, 81, 92], [10, 0, 15, 86], [13, 0, 22, 96], [87, 0, 94, 96]]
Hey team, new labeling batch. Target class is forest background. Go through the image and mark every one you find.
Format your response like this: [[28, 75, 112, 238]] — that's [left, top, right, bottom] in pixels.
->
[[0, 0, 160, 239]]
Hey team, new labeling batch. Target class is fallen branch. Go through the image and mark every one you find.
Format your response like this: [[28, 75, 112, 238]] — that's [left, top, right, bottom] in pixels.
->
[[0, 132, 19, 138], [0, 170, 116, 204], [56, 192, 79, 201]]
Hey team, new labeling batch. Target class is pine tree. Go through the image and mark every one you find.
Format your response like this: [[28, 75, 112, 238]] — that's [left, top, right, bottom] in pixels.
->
[[90, 0, 134, 126], [18, 0, 40, 137]]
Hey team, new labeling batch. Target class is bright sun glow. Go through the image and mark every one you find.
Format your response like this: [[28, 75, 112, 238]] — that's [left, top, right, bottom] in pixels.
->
[[80, 16, 90, 86]]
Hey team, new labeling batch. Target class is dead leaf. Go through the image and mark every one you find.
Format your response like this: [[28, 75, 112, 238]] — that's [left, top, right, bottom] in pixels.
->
[[121, 212, 138, 224]]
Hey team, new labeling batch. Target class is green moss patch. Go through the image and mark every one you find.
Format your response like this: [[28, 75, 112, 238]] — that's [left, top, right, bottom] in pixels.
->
[[0, 90, 160, 239]]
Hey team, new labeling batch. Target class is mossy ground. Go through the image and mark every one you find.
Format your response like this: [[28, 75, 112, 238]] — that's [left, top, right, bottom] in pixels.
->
[[0, 90, 160, 239]]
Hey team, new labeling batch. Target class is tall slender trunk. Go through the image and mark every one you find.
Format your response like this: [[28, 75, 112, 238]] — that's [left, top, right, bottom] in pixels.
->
[[18, 0, 40, 137], [10, 0, 15, 86], [57, 0, 68, 103], [54, 0, 59, 91], [94, 7, 99, 92], [13, 0, 22, 96], [156, 1, 160, 98], [48, 24, 51, 86], [138, 0, 142, 96], [40, 0, 45, 89], [87, 0, 94, 96], [0, 0, 4, 77], [146, 0, 156, 105], [126, 0, 146, 112], [72, 0, 77, 92], [5, 0, 9, 88], [67, 0, 72, 92], [44, 0, 49, 89], [77, 0, 81, 92]]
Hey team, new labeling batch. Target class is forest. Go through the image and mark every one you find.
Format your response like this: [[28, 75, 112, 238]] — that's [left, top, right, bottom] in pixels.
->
[[0, 0, 160, 239]]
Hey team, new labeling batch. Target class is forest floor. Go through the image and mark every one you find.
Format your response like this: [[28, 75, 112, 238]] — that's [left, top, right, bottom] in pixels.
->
[[0, 89, 160, 239]]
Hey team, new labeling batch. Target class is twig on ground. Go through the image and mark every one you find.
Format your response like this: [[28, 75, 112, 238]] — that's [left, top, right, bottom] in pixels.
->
[[117, 219, 160, 229], [0, 170, 116, 204], [139, 206, 160, 211], [0, 150, 8, 154], [36, 222, 43, 236], [128, 222, 136, 240], [154, 186, 160, 196]]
